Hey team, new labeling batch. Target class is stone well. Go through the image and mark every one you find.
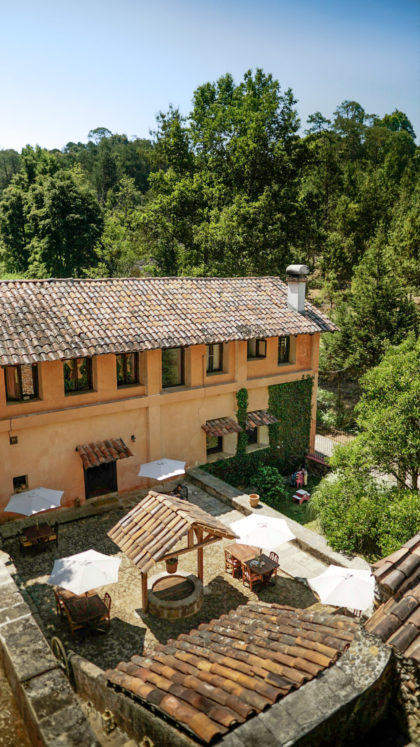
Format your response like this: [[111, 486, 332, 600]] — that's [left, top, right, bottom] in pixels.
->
[[147, 572, 203, 620]]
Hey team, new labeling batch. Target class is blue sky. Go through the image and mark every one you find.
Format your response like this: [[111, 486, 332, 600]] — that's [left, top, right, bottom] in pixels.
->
[[1, 0, 419, 150]]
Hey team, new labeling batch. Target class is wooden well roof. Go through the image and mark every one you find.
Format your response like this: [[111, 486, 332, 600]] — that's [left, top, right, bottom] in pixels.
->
[[107, 491, 238, 574], [105, 601, 358, 744]]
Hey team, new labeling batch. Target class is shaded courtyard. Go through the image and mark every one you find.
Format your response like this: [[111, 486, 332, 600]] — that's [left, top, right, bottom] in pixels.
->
[[4, 482, 319, 670]]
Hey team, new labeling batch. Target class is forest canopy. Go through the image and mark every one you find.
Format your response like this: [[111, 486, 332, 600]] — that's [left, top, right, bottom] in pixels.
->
[[0, 69, 418, 378]]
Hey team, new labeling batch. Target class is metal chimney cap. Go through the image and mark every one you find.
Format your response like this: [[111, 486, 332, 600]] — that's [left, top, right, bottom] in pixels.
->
[[286, 264, 310, 277]]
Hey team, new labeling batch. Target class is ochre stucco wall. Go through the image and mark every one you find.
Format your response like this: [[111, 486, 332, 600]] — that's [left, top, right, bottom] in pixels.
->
[[1, 335, 321, 520]]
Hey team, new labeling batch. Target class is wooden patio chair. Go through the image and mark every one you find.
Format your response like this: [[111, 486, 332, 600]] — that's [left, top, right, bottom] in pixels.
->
[[224, 549, 241, 578], [241, 562, 265, 592], [269, 551, 279, 581], [48, 522, 59, 548], [96, 592, 112, 633], [18, 531, 33, 555], [53, 588, 66, 617]]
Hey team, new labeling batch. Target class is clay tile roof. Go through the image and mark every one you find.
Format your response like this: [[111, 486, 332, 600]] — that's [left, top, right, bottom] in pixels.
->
[[366, 532, 420, 662], [76, 438, 133, 469], [0, 277, 337, 366], [201, 418, 243, 437], [105, 601, 358, 743], [366, 587, 420, 662], [245, 410, 279, 429], [372, 532, 420, 596], [107, 491, 238, 574]]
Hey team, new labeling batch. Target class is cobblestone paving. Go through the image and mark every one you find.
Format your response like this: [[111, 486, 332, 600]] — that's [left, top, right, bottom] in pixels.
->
[[6, 482, 320, 671]]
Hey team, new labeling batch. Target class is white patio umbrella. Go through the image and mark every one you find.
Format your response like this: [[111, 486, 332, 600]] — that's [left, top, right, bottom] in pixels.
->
[[47, 549, 121, 596], [4, 487, 64, 516], [138, 458, 186, 481], [308, 565, 375, 612], [230, 514, 295, 553]]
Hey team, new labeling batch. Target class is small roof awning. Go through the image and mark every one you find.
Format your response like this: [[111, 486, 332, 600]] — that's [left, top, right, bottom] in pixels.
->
[[201, 417, 243, 437], [76, 438, 133, 470], [246, 410, 278, 430]]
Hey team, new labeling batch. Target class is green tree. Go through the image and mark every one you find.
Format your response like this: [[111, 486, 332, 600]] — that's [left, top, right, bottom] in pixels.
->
[[355, 335, 420, 489], [0, 149, 20, 196], [139, 69, 307, 276], [25, 168, 103, 277], [312, 337, 420, 558], [321, 232, 418, 375], [94, 177, 144, 276]]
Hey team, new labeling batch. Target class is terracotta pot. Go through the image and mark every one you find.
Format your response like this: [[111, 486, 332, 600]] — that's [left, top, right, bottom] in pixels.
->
[[249, 493, 260, 508], [166, 559, 178, 574]]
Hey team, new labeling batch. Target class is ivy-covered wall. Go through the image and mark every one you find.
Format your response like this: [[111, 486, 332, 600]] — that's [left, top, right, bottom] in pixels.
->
[[269, 376, 313, 471], [203, 377, 314, 483], [236, 387, 248, 456]]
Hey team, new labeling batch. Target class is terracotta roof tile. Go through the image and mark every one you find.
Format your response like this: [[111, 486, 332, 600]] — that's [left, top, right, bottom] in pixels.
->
[[107, 491, 237, 573], [201, 418, 243, 437], [105, 601, 357, 743], [367, 532, 420, 662], [372, 531, 420, 601], [75, 438, 133, 469], [0, 277, 337, 366], [245, 410, 278, 429]]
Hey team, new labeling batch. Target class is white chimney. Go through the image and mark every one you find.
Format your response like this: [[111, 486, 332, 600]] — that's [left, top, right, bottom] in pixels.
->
[[286, 264, 309, 313]]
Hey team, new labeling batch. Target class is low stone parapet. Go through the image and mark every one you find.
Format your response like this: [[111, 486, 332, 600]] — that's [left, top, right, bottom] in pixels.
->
[[0, 553, 99, 746]]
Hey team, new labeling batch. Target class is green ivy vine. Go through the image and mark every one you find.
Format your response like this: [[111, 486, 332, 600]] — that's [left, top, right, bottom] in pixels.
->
[[268, 376, 314, 470], [236, 387, 248, 457]]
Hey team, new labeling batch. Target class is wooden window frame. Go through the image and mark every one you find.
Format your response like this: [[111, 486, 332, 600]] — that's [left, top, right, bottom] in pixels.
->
[[13, 475, 28, 492], [4, 364, 39, 402], [116, 352, 140, 387], [206, 343, 224, 374], [206, 435, 223, 455], [246, 427, 258, 445], [63, 357, 93, 394], [247, 338, 267, 360], [278, 336, 290, 365], [162, 347, 185, 389]]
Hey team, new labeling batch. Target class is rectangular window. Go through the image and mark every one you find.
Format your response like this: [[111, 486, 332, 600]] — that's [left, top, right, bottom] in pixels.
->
[[4, 364, 38, 402], [246, 428, 258, 445], [206, 434, 223, 454], [206, 344, 223, 373], [247, 338, 266, 360], [278, 336, 290, 364], [63, 357, 92, 394], [162, 348, 185, 388], [13, 475, 28, 492], [116, 353, 139, 387]]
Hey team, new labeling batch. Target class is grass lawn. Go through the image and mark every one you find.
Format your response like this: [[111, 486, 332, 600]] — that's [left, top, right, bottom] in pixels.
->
[[247, 474, 324, 528]]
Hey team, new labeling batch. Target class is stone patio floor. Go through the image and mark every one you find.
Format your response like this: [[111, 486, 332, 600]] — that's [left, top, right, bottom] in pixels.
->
[[4, 481, 330, 671]]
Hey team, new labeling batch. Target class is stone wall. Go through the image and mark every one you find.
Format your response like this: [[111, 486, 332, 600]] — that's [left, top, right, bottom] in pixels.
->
[[393, 654, 420, 743], [0, 552, 99, 746]]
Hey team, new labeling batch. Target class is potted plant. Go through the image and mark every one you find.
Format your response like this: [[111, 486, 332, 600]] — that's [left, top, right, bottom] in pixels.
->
[[249, 493, 260, 508], [165, 557, 178, 574]]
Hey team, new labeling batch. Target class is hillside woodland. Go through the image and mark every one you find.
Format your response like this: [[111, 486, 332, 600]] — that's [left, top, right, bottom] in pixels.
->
[[0, 69, 418, 386]]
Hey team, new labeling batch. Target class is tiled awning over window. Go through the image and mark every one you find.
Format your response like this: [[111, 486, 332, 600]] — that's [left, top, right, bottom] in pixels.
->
[[246, 409, 278, 430], [76, 438, 133, 470], [201, 417, 243, 438]]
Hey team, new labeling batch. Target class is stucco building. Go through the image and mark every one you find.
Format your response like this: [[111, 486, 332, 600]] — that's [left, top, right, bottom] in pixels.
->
[[0, 268, 336, 519]]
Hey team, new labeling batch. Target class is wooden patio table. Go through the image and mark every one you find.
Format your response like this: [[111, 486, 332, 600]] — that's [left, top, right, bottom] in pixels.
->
[[62, 594, 108, 637], [23, 523, 53, 542], [224, 542, 261, 564], [225, 543, 279, 583]]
